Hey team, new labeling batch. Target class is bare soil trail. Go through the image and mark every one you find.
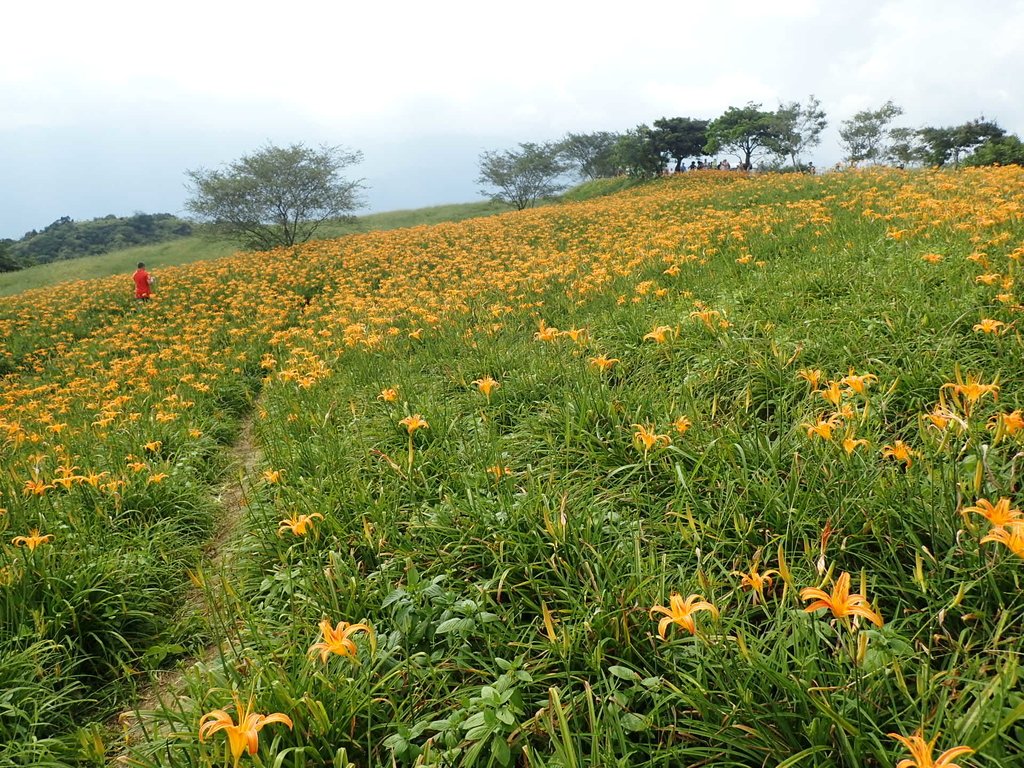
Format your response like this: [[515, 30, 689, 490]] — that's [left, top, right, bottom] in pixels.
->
[[111, 414, 263, 762]]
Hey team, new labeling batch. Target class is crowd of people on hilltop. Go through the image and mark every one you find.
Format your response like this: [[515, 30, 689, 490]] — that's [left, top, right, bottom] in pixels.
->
[[666, 160, 817, 174]]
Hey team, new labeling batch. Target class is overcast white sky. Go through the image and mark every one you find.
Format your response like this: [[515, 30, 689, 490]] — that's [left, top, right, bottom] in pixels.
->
[[2, 0, 1022, 238]]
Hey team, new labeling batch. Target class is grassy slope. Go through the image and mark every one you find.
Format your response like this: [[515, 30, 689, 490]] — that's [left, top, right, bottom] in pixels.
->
[[124, 169, 1023, 767], [0, 238, 236, 296], [0, 200, 515, 297]]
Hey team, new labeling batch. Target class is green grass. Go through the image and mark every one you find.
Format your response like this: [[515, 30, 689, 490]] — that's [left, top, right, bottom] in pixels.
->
[[560, 176, 643, 202], [318, 200, 515, 237]]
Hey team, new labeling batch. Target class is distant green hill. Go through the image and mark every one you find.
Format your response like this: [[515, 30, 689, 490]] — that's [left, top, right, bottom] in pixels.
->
[[1, 213, 193, 270]]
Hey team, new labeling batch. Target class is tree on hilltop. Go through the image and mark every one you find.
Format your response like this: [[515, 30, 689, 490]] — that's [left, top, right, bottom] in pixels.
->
[[652, 117, 709, 172], [963, 133, 1024, 167], [838, 101, 903, 165], [558, 132, 621, 180], [612, 126, 665, 179], [704, 104, 782, 170], [477, 142, 569, 210], [185, 143, 366, 250], [768, 96, 827, 169], [918, 118, 1005, 168]]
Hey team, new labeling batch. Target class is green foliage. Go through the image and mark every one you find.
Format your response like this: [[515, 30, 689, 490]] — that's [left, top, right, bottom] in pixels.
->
[[887, 126, 927, 167], [962, 133, 1024, 167], [478, 142, 570, 210], [611, 126, 664, 179], [6, 213, 192, 269], [558, 132, 621, 181], [918, 119, 1005, 167], [704, 103, 782, 169], [185, 142, 365, 250], [768, 95, 827, 168], [651, 117, 709, 171], [0, 240, 20, 272], [838, 100, 904, 164]]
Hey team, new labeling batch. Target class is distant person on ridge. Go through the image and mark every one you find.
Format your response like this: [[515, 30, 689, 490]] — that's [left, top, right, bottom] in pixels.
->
[[133, 262, 153, 301]]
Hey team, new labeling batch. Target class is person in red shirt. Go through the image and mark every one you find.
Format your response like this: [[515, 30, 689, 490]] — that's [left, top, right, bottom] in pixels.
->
[[133, 262, 153, 300]]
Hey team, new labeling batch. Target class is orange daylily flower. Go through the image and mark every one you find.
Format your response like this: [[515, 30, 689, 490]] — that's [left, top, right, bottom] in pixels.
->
[[588, 354, 620, 372], [920, 253, 944, 263], [964, 497, 1023, 528], [12, 529, 54, 550], [262, 469, 282, 484], [888, 729, 973, 768], [277, 512, 323, 537], [632, 423, 671, 454], [840, 370, 877, 396], [988, 409, 1024, 440], [198, 693, 293, 768], [650, 593, 719, 638], [377, 387, 399, 403], [973, 318, 1008, 335], [308, 618, 375, 662], [797, 368, 823, 390], [803, 416, 839, 441], [398, 414, 429, 434], [842, 436, 869, 455], [472, 376, 501, 401], [940, 371, 999, 416], [643, 325, 675, 343], [689, 309, 722, 330], [534, 321, 560, 342], [79, 470, 108, 487], [980, 521, 1024, 558], [800, 572, 883, 627], [818, 381, 844, 406], [881, 440, 917, 468], [732, 562, 778, 603], [923, 405, 966, 433], [672, 416, 692, 435], [23, 477, 53, 496]]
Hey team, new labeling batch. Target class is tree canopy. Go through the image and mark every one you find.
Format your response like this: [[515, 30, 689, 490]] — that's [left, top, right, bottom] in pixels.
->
[[185, 143, 365, 250], [652, 117, 709, 172], [612, 127, 665, 179], [963, 134, 1024, 167], [918, 119, 1005, 167], [768, 96, 827, 169], [558, 132, 620, 180], [704, 104, 781, 170], [838, 101, 904, 165], [477, 142, 569, 210]]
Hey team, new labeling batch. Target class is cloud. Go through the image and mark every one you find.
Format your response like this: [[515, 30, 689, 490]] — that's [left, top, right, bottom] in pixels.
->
[[1, 0, 1023, 237]]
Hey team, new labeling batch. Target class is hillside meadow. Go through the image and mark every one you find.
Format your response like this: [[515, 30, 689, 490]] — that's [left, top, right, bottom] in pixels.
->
[[0, 200, 517, 298], [1, 169, 1022, 767]]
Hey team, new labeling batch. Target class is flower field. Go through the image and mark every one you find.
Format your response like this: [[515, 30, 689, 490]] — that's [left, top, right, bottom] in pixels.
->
[[2, 168, 1023, 767]]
